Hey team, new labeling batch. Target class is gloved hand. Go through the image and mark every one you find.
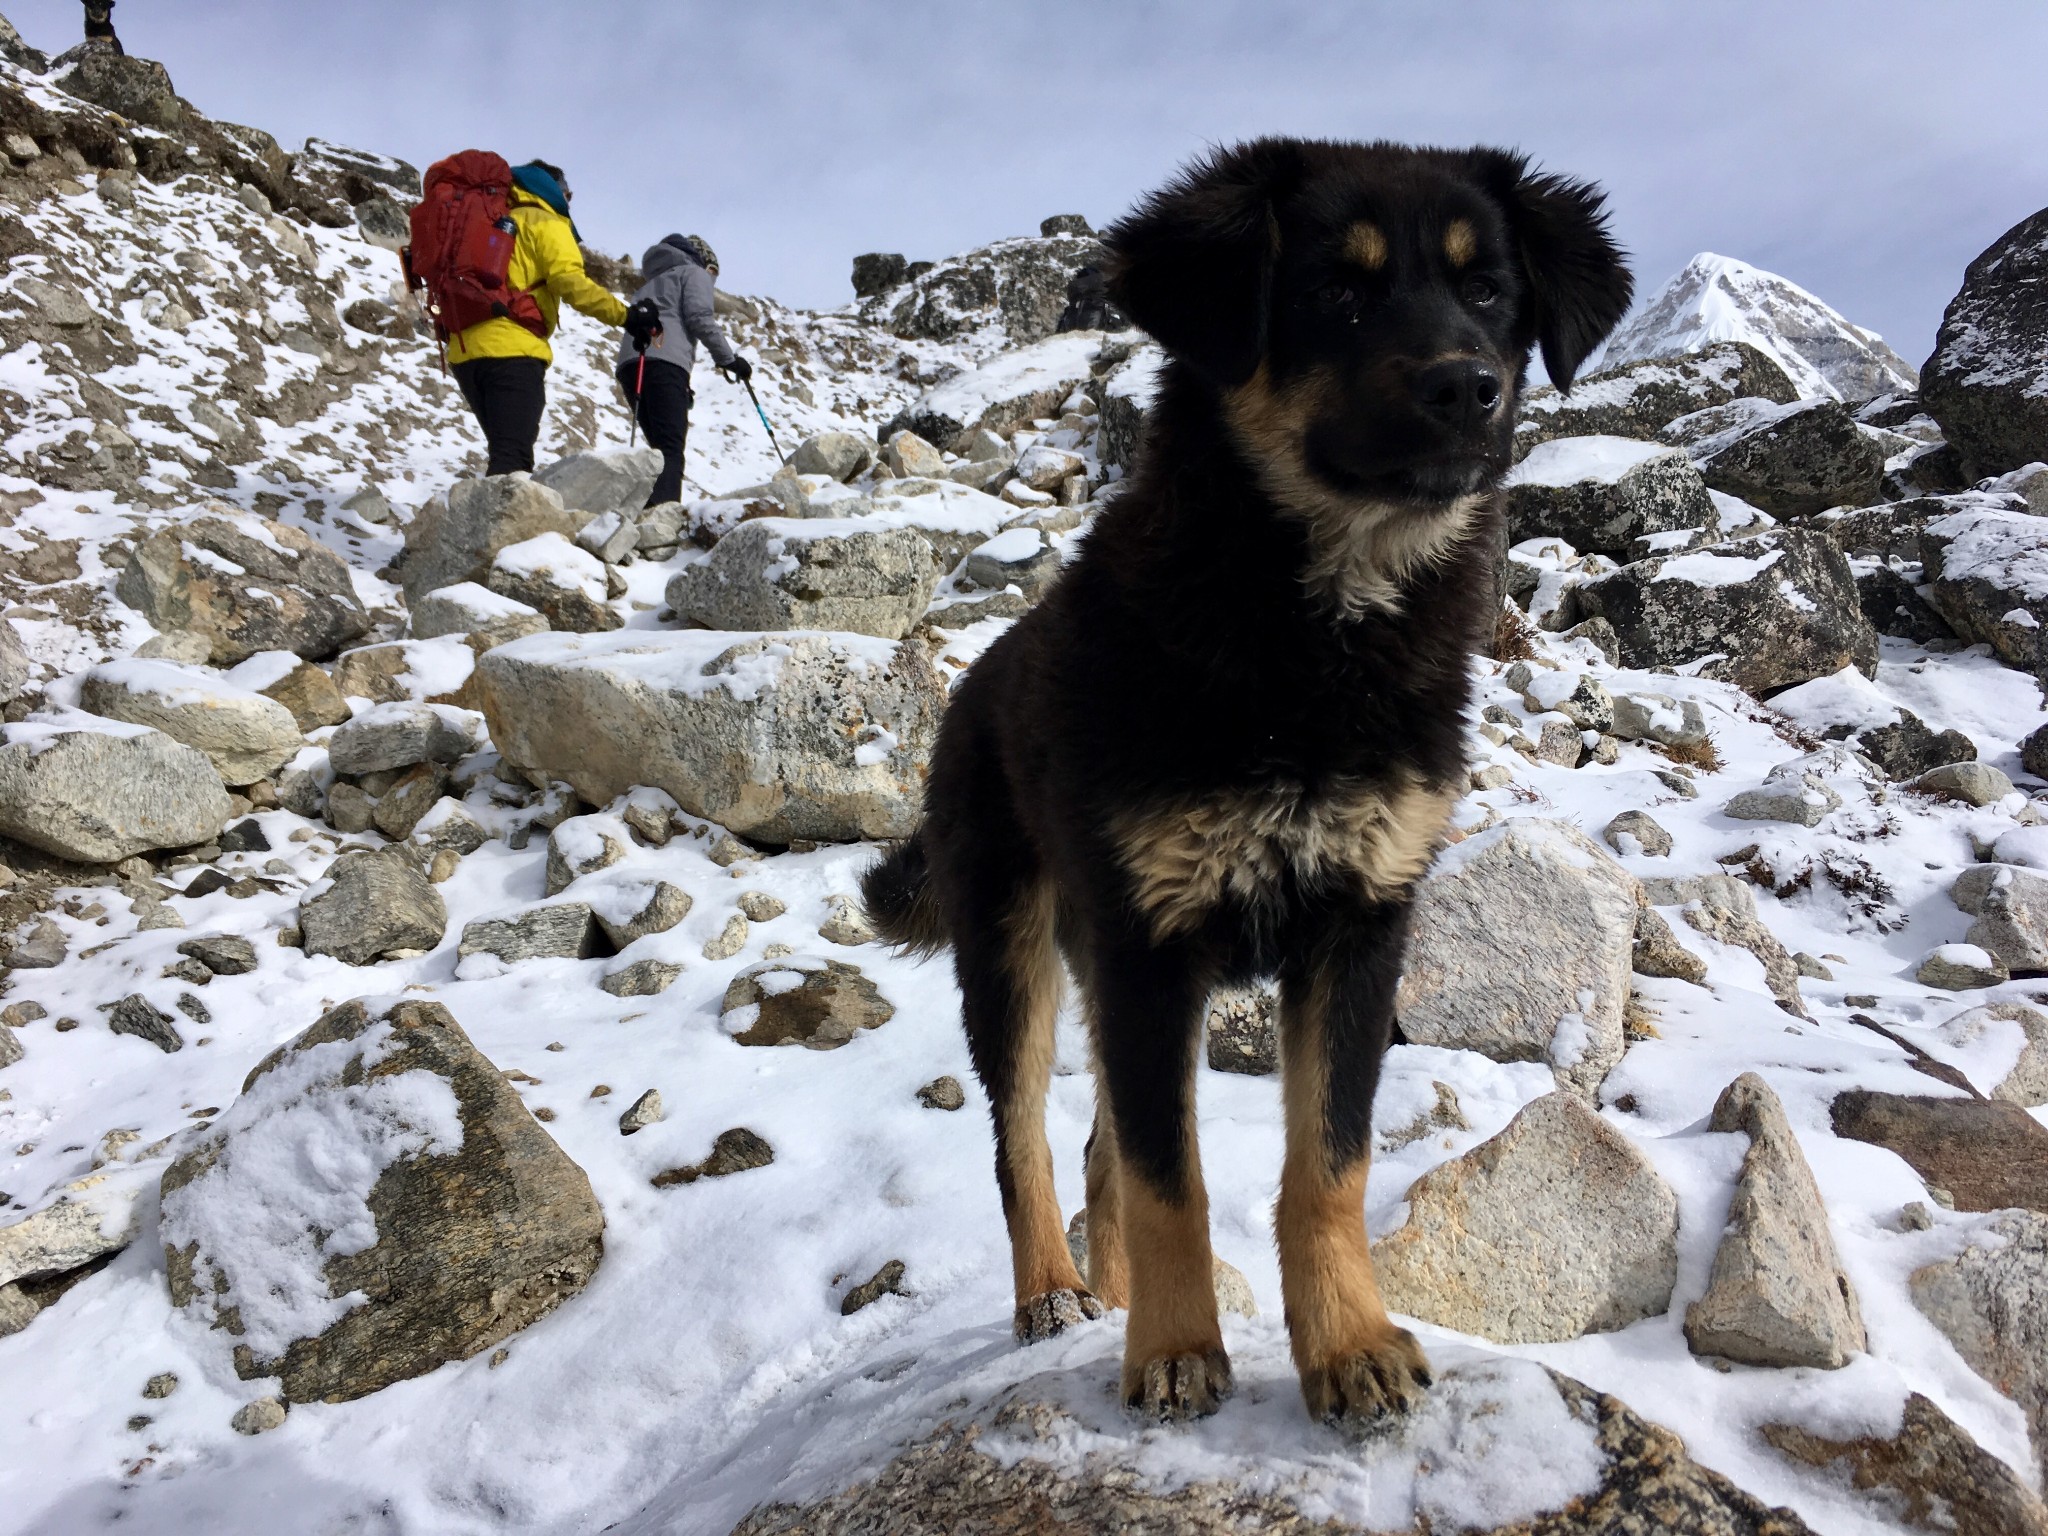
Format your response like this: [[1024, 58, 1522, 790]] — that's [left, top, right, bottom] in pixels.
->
[[720, 355, 754, 384], [624, 299, 661, 349]]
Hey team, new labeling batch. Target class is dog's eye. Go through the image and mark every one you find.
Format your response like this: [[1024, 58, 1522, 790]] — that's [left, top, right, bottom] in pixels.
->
[[1461, 275, 1500, 306], [1315, 282, 1358, 313]]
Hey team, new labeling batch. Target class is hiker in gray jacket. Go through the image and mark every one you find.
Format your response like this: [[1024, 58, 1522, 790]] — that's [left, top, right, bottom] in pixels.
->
[[616, 234, 753, 506]]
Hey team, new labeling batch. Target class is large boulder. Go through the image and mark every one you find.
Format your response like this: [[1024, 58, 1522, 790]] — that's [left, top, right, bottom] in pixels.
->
[[665, 519, 940, 640], [1663, 398, 1888, 519], [158, 998, 604, 1404], [53, 45, 184, 130], [1514, 340, 1799, 457], [1504, 436, 1716, 558], [1919, 502, 2048, 669], [1921, 208, 2048, 478], [117, 510, 371, 665], [78, 659, 304, 784], [1569, 528, 1877, 696], [299, 850, 448, 965], [879, 331, 1103, 448], [486, 533, 620, 633], [478, 630, 945, 844], [399, 476, 587, 606], [410, 583, 550, 650], [731, 1361, 1815, 1536], [326, 701, 484, 777], [1952, 866, 2048, 976], [1396, 819, 1640, 1097], [1370, 1092, 1680, 1344], [1910, 1212, 2048, 1485], [1683, 1075, 1865, 1369], [789, 432, 880, 484], [0, 720, 230, 862], [227, 651, 353, 731], [534, 447, 665, 517]]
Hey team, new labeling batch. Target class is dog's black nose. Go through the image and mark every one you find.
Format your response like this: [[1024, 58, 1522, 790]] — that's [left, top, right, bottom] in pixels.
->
[[1414, 359, 1502, 428]]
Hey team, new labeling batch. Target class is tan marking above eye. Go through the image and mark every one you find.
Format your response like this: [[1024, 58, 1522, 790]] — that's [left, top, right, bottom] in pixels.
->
[[1443, 218, 1477, 267], [1344, 222, 1388, 271]]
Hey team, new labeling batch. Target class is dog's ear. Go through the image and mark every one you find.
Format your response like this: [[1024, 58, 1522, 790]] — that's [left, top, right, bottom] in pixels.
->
[[1470, 150, 1633, 392], [1104, 139, 1305, 388]]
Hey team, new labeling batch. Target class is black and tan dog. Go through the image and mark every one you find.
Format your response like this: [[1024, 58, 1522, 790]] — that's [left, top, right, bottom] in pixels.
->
[[862, 137, 1632, 1424]]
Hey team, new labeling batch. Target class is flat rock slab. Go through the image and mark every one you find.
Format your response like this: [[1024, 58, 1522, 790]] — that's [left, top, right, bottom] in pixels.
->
[[1830, 1090, 2048, 1213], [666, 519, 939, 640], [479, 630, 945, 845], [79, 660, 304, 784], [1371, 1091, 1679, 1344], [159, 998, 604, 1405], [1396, 818, 1640, 1097], [0, 721, 230, 863], [1684, 1074, 1864, 1369], [327, 701, 483, 776], [1763, 1391, 2048, 1536]]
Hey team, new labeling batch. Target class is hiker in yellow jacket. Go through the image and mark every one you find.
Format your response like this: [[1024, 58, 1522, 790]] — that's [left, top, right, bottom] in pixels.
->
[[448, 159, 626, 475]]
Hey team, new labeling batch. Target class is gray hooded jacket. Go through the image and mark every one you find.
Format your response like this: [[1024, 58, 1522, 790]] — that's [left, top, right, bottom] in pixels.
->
[[616, 241, 738, 380]]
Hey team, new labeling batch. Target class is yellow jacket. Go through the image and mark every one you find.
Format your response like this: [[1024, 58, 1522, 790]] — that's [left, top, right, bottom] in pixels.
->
[[446, 188, 626, 365]]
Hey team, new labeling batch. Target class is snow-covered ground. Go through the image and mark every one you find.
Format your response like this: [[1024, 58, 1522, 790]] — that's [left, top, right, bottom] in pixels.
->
[[3, 39, 2047, 1536]]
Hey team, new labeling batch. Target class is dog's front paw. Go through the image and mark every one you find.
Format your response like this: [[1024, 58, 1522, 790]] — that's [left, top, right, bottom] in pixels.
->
[[1013, 1287, 1106, 1343], [1123, 1346, 1234, 1421], [1300, 1328, 1432, 1425]]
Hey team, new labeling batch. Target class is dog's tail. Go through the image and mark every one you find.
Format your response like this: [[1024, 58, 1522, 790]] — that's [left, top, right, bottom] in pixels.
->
[[859, 830, 949, 957]]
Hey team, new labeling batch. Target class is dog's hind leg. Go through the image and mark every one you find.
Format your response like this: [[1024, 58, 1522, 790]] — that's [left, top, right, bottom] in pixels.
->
[[954, 861, 1102, 1344], [1276, 901, 1432, 1424], [1081, 1096, 1129, 1309], [1086, 938, 1231, 1420]]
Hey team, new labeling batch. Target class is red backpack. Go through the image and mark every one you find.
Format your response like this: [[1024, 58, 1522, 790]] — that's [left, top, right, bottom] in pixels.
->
[[401, 150, 548, 355]]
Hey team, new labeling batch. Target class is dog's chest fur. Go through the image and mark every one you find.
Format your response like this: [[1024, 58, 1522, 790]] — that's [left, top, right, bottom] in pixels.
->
[[1111, 774, 1457, 939]]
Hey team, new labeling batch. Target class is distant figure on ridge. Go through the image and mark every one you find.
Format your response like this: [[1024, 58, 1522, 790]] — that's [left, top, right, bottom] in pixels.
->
[[616, 234, 753, 507], [437, 159, 627, 476], [82, 0, 121, 53]]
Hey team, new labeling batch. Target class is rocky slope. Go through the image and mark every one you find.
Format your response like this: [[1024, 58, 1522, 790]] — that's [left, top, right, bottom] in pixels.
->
[[2, 14, 2048, 1536]]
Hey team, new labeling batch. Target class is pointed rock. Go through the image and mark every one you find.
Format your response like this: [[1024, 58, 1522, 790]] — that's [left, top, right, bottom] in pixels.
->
[[1684, 1074, 1864, 1368]]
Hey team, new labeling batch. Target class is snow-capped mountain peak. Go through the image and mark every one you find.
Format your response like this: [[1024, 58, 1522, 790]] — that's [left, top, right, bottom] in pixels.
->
[[1598, 251, 1918, 403]]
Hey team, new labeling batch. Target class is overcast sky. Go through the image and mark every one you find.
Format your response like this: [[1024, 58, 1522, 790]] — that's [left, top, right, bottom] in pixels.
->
[[10, 1, 2045, 366]]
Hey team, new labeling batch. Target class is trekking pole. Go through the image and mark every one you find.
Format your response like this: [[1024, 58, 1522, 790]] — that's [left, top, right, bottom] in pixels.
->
[[741, 375, 786, 463], [627, 339, 649, 449]]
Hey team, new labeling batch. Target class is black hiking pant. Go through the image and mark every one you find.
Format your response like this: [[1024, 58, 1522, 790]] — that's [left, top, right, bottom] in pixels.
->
[[617, 357, 692, 506], [453, 356, 548, 476]]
